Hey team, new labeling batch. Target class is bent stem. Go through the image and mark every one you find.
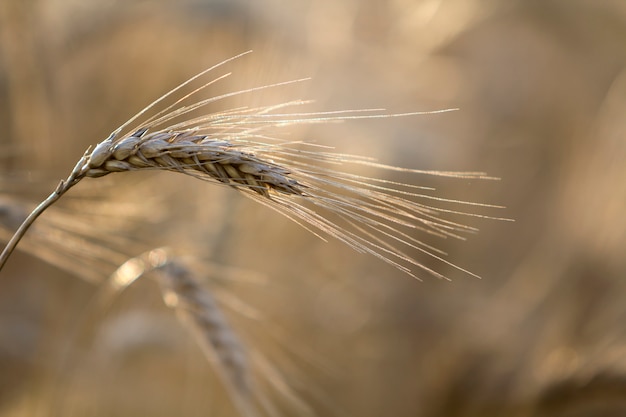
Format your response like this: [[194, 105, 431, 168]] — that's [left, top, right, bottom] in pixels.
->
[[0, 152, 89, 272]]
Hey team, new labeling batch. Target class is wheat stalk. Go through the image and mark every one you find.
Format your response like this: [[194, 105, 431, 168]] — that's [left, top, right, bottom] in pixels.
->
[[0, 51, 508, 279], [0, 195, 126, 281], [0, 178, 166, 282]]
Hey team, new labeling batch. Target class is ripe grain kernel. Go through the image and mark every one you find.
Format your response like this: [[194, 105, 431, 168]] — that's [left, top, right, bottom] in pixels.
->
[[88, 140, 113, 168], [112, 136, 141, 160], [104, 160, 132, 172]]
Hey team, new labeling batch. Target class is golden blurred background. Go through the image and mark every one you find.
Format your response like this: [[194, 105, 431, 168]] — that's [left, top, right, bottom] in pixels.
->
[[1, 0, 626, 416]]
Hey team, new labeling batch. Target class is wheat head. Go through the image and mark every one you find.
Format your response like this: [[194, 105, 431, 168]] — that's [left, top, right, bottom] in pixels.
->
[[105, 248, 301, 417], [153, 256, 256, 417], [0, 51, 509, 280]]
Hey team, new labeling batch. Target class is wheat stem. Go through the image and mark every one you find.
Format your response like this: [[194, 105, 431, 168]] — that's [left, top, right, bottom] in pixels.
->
[[0, 151, 89, 271]]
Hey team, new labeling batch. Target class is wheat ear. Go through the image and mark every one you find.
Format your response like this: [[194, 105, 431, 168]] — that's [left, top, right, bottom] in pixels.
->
[[103, 248, 260, 417], [0, 52, 508, 278], [154, 259, 258, 417]]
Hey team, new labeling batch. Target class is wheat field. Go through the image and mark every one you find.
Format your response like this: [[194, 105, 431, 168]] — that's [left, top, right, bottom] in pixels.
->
[[1, 1, 626, 416]]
